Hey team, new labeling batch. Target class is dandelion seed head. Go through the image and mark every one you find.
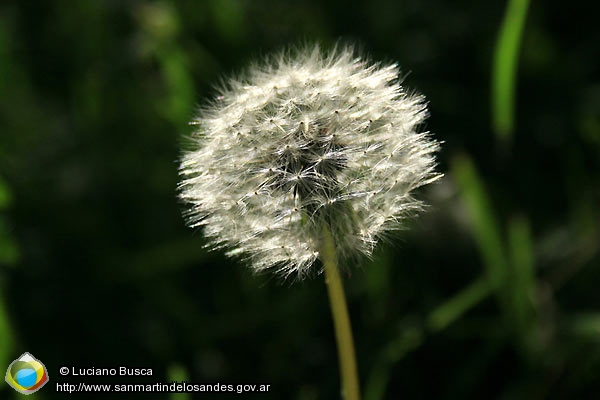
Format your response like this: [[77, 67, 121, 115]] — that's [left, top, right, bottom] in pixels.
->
[[179, 44, 442, 277]]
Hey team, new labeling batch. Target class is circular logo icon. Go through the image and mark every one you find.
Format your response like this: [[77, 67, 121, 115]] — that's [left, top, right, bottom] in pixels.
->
[[5, 352, 49, 395]]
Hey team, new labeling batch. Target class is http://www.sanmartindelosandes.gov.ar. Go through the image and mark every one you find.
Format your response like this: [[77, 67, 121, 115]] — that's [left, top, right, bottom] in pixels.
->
[[5, 352, 49, 395]]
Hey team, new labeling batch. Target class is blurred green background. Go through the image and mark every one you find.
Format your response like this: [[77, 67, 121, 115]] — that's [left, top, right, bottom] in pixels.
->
[[1, 0, 599, 399]]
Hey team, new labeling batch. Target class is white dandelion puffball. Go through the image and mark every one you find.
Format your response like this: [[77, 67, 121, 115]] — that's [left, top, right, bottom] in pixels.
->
[[180, 45, 442, 277]]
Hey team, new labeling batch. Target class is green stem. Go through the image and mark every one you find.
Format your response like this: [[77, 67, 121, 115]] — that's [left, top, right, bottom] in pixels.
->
[[492, 0, 530, 141], [321, 224, 361, 400]]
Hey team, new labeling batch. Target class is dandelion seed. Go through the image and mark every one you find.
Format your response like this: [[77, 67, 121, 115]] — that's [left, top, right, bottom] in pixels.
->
[[179, 44, 442, 277]]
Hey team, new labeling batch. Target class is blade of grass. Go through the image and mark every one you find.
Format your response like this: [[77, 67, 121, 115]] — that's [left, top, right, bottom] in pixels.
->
[[427, 276, 492, 332], [158, 46, 195, 127], [0, 175, 11, 209], [364, 325, 423, 400], [0, 219, 20, 265], [0, 283, 15, 372], [365, 274, 499, 400], [451, 154, 508, 303], [138, 3, 195, 129], [492, 0, 531, 141], [168, 364, 192, 400], [0, 178, 16, 367], [507, 216, 536, 341], [567, 314, 600, 342]]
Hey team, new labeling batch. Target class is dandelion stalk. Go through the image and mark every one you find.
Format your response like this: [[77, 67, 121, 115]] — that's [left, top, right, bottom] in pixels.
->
[[321, 224, 360, 400]]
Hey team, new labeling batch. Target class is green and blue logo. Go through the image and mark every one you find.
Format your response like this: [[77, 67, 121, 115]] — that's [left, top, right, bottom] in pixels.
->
[[5, 352, 49, 395]]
